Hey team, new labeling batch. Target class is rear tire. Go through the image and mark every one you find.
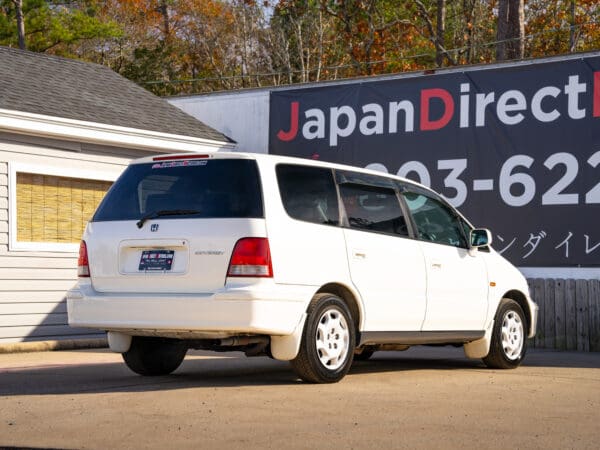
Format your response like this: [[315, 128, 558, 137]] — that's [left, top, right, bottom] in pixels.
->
[[123, 337, 187, 376], [291, 293, 355, 383], [483, 299, 527, 369]]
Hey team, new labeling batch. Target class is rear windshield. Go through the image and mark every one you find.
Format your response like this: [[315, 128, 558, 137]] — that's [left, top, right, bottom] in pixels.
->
[[93, 159, 263, 221]]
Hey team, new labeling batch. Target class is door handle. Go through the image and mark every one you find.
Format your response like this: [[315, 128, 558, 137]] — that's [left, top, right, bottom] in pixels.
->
[[431, 262, 442, 269], [353, 251, 366, 259]]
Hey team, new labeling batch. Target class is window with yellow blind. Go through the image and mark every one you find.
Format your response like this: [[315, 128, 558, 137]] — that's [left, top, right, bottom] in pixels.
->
[[9, 163, 118, 252], [16, 173, 112, 244]]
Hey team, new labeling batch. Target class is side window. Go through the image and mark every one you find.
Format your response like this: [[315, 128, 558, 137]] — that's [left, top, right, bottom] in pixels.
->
[[402, 190, 467, 248], [276, 164, 339, 225], [339, 184, 409, 236]]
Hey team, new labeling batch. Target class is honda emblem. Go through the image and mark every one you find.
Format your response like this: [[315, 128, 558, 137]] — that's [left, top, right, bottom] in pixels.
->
[[150, 224, 159, 232]]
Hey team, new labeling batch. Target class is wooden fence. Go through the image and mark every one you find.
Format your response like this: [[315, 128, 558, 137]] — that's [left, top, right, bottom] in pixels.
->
[[527, 278, 600, 352]]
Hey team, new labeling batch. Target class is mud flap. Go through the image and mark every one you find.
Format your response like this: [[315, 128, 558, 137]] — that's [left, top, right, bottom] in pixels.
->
[[463, 320, 494, 359], [270, 313, 307, 361], [107, 331, 132, 353]]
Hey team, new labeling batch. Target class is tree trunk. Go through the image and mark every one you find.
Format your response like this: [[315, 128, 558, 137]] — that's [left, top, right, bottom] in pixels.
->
[[507, 0, 524, 59], [316, 10, 324, 81], [13, 0, 25, 50], [496, 0, 508, 61], [293, 19, 306, 83], [463, 0, 476, 64], [496, 0, 524, 61], [569, 0, 576, 52], [436, 0, 446, 67], [158, 0, 170, 38]]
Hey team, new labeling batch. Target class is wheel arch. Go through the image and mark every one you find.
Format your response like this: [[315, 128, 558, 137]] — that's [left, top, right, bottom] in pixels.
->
[[316, 282, 364, 336], [270, 282, 363, 362], [502, 289, 532, 334]]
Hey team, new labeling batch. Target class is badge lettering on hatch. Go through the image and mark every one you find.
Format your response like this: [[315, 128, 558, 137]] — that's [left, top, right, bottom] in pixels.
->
[[195, 250, 224, 256]]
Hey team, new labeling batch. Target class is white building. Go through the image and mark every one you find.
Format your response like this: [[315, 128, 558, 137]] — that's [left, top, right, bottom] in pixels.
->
[[0, 47, 234, 344]]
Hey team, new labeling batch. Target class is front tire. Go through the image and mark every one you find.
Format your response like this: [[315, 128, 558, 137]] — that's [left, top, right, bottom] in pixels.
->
[[291, 293, 355, 383], [123, 337, 187, 376], [483, 299, 527, 369]]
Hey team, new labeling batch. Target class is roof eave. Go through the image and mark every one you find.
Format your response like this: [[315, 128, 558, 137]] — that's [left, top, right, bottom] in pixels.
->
[[0, 108, 236, 153]]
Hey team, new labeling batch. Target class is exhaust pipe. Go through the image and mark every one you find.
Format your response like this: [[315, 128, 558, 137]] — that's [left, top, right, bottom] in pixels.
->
[[219, 336, 269, 347]]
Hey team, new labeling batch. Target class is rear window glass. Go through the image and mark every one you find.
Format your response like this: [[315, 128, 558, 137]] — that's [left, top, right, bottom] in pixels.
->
[[276, 164, 339, 226], [93, 159, 263, 221]]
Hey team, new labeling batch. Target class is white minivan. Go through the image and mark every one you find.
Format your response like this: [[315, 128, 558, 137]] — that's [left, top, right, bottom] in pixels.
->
[[67, 152, 538, 383]]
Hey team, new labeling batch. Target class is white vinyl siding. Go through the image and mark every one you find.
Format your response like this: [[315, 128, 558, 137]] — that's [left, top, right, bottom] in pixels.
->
[[0, 256, 81, 343], [0, 162, 7, 253]]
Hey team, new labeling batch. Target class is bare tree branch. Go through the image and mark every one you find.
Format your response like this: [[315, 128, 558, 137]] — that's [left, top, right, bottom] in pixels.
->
[[414, 0, 457, 65]]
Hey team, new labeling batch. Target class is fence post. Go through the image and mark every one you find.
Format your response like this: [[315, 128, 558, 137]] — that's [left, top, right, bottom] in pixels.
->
[[531, 278, 545, 349], [544, 279, 556, 349], [589, 280, 600, 352], [576, 280, 590, 352], [565, 279, 577, 351], [554, 279, 566, 350]]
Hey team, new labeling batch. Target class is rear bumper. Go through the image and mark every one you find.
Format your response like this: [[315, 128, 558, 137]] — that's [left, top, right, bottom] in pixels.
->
[[67, 281, 313, 337]]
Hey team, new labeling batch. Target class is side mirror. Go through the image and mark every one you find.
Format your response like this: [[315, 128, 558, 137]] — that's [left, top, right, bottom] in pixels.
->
[[470, 228, 492, 248]]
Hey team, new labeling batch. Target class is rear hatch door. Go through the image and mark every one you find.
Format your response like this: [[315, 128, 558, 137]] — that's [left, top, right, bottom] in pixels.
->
[[86, 156, 265, 294]]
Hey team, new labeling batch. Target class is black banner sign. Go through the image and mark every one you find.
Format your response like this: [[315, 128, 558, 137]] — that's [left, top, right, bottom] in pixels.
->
[[269, 55, 600, 267]]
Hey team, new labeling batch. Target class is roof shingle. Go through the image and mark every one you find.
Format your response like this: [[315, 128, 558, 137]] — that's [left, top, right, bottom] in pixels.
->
[[0, 46, 232, 143]]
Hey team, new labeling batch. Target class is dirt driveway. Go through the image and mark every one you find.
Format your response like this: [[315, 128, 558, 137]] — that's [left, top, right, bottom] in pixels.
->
[[1, 346, 599, 449]]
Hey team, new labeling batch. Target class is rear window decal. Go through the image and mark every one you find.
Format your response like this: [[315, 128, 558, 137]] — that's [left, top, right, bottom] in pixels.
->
[[152, 160, 208, 169]]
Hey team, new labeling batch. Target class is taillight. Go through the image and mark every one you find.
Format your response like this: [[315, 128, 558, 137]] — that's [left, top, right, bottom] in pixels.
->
[[78, 240, 90, 277], [227, 238, 273, 278]]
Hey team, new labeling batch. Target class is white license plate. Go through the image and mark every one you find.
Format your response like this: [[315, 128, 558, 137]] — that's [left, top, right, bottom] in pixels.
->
[[138, 250, 174, 271]]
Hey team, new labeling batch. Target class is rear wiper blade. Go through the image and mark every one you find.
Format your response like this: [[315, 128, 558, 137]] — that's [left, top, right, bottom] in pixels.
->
[[136, 209, 201, 229]]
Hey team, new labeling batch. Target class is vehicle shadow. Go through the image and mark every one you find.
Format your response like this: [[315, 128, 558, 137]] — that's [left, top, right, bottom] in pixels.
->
[[0, 349, 481, 396], [1, 347, 598, 397]]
